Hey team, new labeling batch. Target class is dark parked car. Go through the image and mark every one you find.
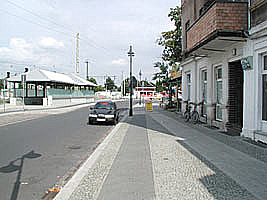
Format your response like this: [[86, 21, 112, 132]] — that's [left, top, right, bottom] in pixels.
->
[[88, 100, 119, 125]]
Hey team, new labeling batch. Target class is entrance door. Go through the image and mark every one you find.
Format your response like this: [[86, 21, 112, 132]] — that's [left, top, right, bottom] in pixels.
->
[[228, 60, 244, 134]]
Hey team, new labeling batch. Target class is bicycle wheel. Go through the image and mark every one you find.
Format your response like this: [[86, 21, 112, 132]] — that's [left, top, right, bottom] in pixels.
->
[[184, 111, 190, 122], [192, 111, 200, 123]]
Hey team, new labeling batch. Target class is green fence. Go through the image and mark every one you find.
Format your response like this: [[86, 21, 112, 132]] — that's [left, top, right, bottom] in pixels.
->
[[9, 88, 94, 98], [47, 88, 94, 98]]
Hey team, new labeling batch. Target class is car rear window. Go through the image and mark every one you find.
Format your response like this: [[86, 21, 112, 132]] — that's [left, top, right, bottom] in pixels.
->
[[95, 102, 113, 109]]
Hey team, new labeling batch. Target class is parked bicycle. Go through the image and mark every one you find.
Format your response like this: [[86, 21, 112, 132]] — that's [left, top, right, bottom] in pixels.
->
[[183, 101, 203, 123]]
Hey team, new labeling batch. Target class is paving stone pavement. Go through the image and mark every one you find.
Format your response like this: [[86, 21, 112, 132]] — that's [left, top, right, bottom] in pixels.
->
[[55, 104, 266, 200]]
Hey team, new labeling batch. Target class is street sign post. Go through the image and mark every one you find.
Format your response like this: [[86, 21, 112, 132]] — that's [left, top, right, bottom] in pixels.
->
[[128, 46, 135, 116]]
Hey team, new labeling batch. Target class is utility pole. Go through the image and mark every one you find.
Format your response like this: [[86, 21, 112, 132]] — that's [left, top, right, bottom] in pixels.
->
[[121, 71, 124, 96], [76, 33, 80, 73], [128, 45, 135, 116], [3, 79, 6, 112], [139, 69, 142, 105], [85, 60, 89, 80]]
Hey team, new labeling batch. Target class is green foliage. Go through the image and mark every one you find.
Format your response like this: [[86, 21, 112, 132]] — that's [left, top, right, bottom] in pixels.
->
[[138, 80, 154, 87], [152, 62, 169, 92], [105, 76, 117, 91], [0, 79, 3, 90], [88, 77, 97, 85], [153, 5, 182, 92], [95, 86, 105, 92], [157, 6, 182, 66], [121, 76, 137, 95]]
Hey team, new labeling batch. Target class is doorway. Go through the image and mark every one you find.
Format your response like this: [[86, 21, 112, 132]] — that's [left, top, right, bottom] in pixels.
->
[[227, 60, 244, 135]]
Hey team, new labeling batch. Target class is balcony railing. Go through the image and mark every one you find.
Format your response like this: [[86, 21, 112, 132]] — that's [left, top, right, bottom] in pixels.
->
[[185, 1, 248, 52]]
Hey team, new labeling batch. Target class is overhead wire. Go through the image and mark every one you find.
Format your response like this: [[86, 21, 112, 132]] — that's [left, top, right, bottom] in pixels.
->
[[1, 0, 124, 79], [0, 8, 75, 38], [4, 0, 114, 55], [6, 0, 75, 35]]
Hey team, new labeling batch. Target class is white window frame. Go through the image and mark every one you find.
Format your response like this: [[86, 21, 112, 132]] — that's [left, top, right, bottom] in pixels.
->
[[262, 54, 267, 122], [215, 66, 223, 121], [201, 69, 207, 116], [186, 72, 191, 101]]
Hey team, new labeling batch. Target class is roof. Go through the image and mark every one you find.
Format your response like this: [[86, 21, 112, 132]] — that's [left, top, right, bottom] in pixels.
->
[[7, 69, 97, 86], [66, 73, 98, 87]]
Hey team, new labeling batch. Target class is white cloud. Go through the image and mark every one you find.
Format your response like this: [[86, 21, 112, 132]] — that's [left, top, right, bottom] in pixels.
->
[[112, 59, 127, 66], [0, 47, 11, 54], [0, 38, 35, 61], [39, 37, 64, 48], [0, 37, 68, 70]]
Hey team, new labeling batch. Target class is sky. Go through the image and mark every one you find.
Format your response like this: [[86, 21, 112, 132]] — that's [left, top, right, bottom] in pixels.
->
[[0, 0, 180, 85]]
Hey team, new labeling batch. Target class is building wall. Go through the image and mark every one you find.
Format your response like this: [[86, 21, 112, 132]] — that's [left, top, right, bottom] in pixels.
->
[[181, 0, 207, 51], [182, 42, 245, 130], [242, 20, 267, 142], [186, 2, 248, 51], [251, 0, 267, 27]]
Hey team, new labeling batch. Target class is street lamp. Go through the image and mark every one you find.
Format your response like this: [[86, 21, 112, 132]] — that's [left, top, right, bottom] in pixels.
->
[[139, 69, 142, 105], [128, 45, 135, 116]]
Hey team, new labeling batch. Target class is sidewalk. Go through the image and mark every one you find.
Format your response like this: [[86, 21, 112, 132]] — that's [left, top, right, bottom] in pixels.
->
[[0, 102, 92, 115], [55, 105, 267, 200], [0, 102, 95, 127]]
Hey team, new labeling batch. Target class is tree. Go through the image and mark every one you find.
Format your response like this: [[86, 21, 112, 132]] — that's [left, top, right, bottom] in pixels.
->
[[0, 79, 3, 90], [95, 85, 105, 92], [121, 76, 137, 95], [152, 62, 169, 92], [138, 80, 155, 87], [105, 77, 117, 91], [157, 6, 182, 67], [88, 77, 97, 85]]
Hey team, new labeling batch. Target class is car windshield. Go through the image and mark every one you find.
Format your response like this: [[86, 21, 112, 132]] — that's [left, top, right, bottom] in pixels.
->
[[95, 102, 113, 109]]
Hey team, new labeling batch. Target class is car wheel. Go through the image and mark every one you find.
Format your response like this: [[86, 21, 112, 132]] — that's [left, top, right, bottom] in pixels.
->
[[112, 118, 117, 125], [88, 119, 93, 125]]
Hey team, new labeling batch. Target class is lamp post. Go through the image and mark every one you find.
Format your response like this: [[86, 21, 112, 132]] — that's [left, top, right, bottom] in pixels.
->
[[128, 45, 134, 116], [139, 69, 142, 105]]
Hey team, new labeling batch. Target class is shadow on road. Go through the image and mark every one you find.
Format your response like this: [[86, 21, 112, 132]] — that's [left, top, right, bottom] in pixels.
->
[[0, 150, 42, 200]]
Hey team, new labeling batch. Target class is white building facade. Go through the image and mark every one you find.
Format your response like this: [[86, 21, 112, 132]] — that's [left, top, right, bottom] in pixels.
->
[[181, 0, 267, 143], [181, 0, 248, 134], [242, 20, 267, 143]]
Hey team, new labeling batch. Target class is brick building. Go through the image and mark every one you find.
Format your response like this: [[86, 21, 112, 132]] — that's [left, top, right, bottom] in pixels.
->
[[181, 0, 248, 133], [180, 0, 267, 143]]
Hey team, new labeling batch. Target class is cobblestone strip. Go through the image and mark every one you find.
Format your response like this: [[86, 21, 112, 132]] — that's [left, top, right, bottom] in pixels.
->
[[147, 127, 216, 200], [147, 114, 259, 200], [161, 109, 267, 163], [68, 122, 129, 200]]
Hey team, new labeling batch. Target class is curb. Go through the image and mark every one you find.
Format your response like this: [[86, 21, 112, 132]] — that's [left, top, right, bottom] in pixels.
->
[[54, 111, 128, 200]]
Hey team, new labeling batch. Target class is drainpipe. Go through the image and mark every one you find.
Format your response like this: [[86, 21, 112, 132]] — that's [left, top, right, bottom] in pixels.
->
[[248, 0, 251, 30], [193, 56, 198, 103]]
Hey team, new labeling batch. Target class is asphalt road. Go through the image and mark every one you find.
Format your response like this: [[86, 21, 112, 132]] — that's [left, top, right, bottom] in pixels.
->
[[0, 101, 129, 200]]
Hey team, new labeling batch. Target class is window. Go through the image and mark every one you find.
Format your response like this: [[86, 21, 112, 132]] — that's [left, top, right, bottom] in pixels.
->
[[187, 73, 191, 101], [216, 67, 223, 120], [263, 55, 267, 120], [201, 70, 207, 116], [264, 56, 267, 70]]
